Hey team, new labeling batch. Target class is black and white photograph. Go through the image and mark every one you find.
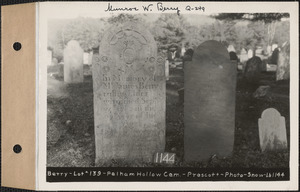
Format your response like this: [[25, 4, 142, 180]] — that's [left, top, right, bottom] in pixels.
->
[[37, 1, 298, 190]]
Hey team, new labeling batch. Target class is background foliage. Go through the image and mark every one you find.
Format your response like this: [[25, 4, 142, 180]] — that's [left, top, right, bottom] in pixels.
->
[[48, 13, 290, 61]]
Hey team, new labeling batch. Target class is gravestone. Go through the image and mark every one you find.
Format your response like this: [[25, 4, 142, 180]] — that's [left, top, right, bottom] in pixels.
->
[[247, 49, 253, 59], [229, 51, 238, 61], [52, 58, 58, 66], [239, 48, 248, 63], [93, 22, 166, 164], [239, 48, 248, 71], [261, 60, 267, 72], [63, 40, 84, 83], [276, 43, 290, 81], [165, 59, 169, 80], [244, 56, 262, 84], [272, 44, 278, 51], [83, 52, 89, 64], [267, 45, 272, 56], [255, 47, 264, 60], [88, 52, 93, 65], [227, 44, 236, 53], [258, 108, 287, 152], [184, 40, 236, 162]]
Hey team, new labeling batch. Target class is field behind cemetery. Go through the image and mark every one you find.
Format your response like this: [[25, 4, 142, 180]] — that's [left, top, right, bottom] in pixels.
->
[[47, 65, 289, 168]]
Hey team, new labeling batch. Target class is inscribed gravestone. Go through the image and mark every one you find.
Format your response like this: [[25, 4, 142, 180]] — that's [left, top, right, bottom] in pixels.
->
[[258, 108, 287, 151], [244, 56, 262, 84], [64, 40, 84, 83], [93, 22, 166, 164], [184, 40, 236, 162]]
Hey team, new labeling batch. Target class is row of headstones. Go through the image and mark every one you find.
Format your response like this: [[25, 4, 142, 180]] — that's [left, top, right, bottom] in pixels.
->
[[229, 44, 289, 81], [58, 22, 288, 164], [229, 44, 278, 62], [58, 40, 288, 84]]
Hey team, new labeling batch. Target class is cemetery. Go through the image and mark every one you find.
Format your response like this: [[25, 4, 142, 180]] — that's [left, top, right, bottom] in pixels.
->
[[47, 13, 290, 168]]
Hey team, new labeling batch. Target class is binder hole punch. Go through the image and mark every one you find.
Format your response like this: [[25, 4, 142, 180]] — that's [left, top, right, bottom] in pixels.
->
[[13, 144, 22, 154], [13, 42, 22, 51]]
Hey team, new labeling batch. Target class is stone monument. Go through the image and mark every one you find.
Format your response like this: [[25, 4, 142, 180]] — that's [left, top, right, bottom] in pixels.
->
[[258, 108, 287, 152], [92, 22, 166, 164], [63, 40, 84, 83], [184, 40, 236, 162]]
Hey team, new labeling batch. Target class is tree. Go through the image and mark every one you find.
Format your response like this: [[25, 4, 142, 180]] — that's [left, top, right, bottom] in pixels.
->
[[213, 13, 289, 47], [151, 14, 189, 52]]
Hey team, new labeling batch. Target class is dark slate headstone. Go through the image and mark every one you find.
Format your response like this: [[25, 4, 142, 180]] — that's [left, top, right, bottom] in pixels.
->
[[270, 48, 279, 64], [229, 51, 238, 61], [184, 40, 236, 162], [244, 56, 262, 84], [92, 22, 166, 165]]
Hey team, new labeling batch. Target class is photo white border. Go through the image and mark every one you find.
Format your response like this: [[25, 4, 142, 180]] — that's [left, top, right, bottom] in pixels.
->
[[38, 1, 299, 190]]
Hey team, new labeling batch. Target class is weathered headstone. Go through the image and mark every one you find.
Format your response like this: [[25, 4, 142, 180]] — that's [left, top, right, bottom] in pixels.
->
[[270, 48, 279, 64], [244, 56, 262, 84], [227, 44, 236, 53], [83, 52, 89, 65], [276, 43, 290, 81], [239, 48, 248, 63], [181, 42, 186, 57], [184, 40, 236, 162], [247, 49, 253, 59], [261, 59, 267, 72], [239, 48, 248, 71], [258, 108, 287, 152], [272, 44, 278, 51], [88, 51, 93, 65], [93, 22, 166, 164], [63, 40, 84, 83], [267, 45, 272, 56]]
